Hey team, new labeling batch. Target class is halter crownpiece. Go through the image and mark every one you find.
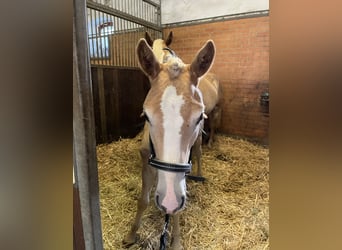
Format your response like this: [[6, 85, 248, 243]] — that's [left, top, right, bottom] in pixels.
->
[[162, 47, 176, 56], [148, 135, 192, 173]]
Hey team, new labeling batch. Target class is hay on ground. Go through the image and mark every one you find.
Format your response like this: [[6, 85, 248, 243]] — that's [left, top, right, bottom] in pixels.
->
[[96, 133, 269, 250]]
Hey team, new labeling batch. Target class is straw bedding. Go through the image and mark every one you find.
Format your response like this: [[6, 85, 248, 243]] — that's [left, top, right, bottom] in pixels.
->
[[96, 133, 269, 250]]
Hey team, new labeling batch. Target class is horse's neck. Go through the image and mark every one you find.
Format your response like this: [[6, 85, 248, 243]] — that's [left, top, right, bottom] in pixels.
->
[[198, 74, 220, 114]]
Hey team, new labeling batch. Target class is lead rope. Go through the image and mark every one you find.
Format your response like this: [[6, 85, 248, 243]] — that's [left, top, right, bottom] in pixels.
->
[[159, 214, 170, 250]]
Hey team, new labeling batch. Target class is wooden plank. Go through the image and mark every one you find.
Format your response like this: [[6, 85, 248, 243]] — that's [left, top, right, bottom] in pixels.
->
[[73, 0, 103, 249], [97, 67, 108, 142], [112, 68, 121, 137], [102, 68, 120, 141], [90, 67, 102, 143]]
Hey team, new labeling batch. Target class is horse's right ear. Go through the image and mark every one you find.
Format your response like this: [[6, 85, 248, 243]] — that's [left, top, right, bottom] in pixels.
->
[[165, 31, 173, 46], [145, 32, 154, 47], [136, 39, 160, 79], [190, 40, 215, 82]]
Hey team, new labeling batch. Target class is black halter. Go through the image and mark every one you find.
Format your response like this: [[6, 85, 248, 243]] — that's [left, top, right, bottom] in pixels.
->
[[148, 135, 192, 174], [162, 47, 176, 56]]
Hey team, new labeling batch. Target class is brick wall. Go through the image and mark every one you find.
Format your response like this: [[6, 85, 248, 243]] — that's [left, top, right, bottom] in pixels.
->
[[163, 16, 269, 143]]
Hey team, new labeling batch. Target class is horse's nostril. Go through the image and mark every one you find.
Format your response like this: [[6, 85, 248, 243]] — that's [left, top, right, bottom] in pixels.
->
[[156, 195, 160, 207], [180, 195, 185, 208], [156, 195, 167, 212]]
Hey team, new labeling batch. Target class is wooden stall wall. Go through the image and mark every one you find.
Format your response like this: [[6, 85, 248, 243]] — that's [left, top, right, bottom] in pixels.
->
[[163, 16, 269, 143], [91, 66, 150, 144]]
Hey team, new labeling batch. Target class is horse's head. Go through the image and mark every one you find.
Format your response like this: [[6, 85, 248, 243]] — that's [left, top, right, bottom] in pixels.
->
[[136, 38, 215, 214], [145, 31, 174, 63]]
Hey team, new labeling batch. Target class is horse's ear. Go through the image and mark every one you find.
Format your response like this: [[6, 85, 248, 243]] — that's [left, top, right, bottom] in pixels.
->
[[190, 40, 215, 83], [145, 32, 153, 47], [136, 38, 160, 79], [165, 31, 173, 46]]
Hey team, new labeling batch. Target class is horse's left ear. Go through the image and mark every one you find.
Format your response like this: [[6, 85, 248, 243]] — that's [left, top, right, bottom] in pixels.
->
[[145, 32, 153, 47], [190, 40, 215, 83], [165, 31, 173, 46]]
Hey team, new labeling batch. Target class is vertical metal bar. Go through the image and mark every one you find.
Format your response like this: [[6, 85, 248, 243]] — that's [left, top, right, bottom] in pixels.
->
[[99, 10, 102, 65], [117, 17, 119, 67], [135, 0, 138, 20], [97, 11, 102, 65], [104, 11, 107, 66], [129, 20, 132, 67], [119, 17, 122, 66], [102, 12, 106, 66], [86, 8, 91, 64], [89, 9, 93, 65], [133, 0, 136, 19], [89, 9, 93, 58], [125, 20, 128, 67], [116, 17, 119, 66], [73, 0, 103, 249], [129, 21, 131, 67], [114, 16, 118, 66], [92, 9, 97, 65], [123, 19, 126, 67], [100, 11, 104, 65], [129, 20, 135, 67], [101, 11, 104, 65], [106, 12, 110, 66], [91, 9, 95, 65], [93, 9, 97, 65], [124, 19, 127, 67], [95, 10, 101, 65], [121, 18, 124, 67], [110, 15, 114, 66], [123, 20, 128, 66], [106, 13, 109, 66]]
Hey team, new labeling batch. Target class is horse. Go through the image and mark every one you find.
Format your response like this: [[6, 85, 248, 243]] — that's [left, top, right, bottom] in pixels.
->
[[123, 38, 216, 249], [145, 31, 222, 178]]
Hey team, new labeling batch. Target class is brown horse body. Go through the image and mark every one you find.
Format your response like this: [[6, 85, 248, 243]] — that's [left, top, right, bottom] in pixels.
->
[[123, 37, 216, 249]]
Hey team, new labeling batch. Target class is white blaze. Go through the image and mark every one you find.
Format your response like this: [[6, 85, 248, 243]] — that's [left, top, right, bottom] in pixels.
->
[[160, 85, 184, 162]]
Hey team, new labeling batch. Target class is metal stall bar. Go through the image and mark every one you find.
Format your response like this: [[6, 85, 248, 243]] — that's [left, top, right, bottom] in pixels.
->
[[73, 0, 103, 249], [87, 0, 162, 32], [86, 0, 161, 67]]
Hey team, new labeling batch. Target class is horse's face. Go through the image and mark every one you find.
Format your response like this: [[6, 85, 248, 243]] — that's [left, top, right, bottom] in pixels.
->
[[137, 38, 215, 214]]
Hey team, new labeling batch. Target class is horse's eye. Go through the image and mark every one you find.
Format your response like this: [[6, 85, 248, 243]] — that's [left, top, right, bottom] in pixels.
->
[[196, 113, 203, 125], [144, 114, 150, 123], [141, 112, 150, 123]]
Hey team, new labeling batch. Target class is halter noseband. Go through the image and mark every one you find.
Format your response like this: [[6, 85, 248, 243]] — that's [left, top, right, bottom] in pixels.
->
[[148, 135, 192, 173]]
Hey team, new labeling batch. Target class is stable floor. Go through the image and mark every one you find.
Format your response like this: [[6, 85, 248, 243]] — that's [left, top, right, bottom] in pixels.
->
[[96, 133, 269, 250]]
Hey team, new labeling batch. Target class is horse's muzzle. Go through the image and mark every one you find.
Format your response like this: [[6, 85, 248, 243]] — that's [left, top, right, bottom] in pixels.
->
[[156, 194, 185, 214]]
